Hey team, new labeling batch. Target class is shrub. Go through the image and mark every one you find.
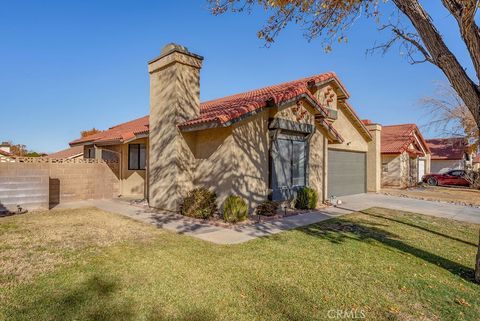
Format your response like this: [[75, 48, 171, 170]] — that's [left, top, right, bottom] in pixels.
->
[[180, 187, 217, 219], [295, 187, 318, 210], [255, 200, 279, 216], [223, 195, 248, 223]]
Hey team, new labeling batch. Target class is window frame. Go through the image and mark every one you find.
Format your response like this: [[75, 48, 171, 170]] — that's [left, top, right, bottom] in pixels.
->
[[269, 133, 309, 201], [128, 143, 146, 170]]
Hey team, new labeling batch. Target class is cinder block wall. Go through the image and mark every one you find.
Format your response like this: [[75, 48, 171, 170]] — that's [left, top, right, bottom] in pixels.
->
[[0, 160, 120, 211]]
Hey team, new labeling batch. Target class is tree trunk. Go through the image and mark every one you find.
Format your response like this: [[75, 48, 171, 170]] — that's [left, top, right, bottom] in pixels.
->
[[393, 0, 480, 127], [393, 0, 480, 283]]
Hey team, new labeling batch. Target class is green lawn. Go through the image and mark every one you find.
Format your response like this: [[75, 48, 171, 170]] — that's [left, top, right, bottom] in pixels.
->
[[0, 207, 479, 321]]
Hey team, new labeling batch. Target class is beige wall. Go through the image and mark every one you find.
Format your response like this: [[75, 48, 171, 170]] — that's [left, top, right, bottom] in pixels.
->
[[327, 104, 369, 153], [381, 154, 402, 187], [0, 160, 119, 210]]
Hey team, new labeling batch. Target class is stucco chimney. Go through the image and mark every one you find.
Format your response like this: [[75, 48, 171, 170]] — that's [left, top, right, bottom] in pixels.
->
[[148, 43, 203, 211], [365, 122, 382, 192]]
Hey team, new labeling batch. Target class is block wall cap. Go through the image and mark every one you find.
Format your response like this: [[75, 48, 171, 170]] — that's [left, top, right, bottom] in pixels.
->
[[148, 43, 204, 65]]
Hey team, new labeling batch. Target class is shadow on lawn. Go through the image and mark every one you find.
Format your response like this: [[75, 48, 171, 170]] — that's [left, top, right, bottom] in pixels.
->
[[9, 274, 217, 321], [351, 207, 477, 247], [299, 211, 476, 283]]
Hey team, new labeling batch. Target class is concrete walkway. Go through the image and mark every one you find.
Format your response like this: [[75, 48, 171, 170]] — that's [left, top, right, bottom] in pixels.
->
[[58, 193, 480, 244]]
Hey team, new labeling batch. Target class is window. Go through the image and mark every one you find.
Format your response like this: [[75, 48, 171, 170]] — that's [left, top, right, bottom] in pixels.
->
[[128, 144, 146, 170], [86, 148, 95, 159], [382, 162, 388, 173], [271, 137, 307, 200]]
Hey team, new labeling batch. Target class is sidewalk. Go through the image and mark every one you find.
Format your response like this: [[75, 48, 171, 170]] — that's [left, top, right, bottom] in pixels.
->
[[57, 199, 343, 244], [57, 193, 480, 244]]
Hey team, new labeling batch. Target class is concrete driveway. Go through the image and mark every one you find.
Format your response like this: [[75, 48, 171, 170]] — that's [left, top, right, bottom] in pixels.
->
[[327, 193, 480, 224]]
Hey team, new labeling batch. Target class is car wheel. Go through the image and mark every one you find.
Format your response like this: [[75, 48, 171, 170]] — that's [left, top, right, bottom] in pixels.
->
[[427, 177, 438, 186]]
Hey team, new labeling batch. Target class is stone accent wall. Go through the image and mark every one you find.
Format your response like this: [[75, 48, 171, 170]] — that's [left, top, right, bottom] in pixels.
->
[[0, 158, 120, 211]]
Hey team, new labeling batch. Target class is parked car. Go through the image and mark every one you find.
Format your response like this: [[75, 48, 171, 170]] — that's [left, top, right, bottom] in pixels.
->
[[422, 170, 470, 187]]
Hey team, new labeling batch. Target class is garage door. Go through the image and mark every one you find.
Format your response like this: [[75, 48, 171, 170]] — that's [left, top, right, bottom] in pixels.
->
[[328, 149, 366, 198]]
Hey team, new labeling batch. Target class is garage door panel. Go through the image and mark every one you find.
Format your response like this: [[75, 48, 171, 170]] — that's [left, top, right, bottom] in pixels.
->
[[328, 150, 366, 197]]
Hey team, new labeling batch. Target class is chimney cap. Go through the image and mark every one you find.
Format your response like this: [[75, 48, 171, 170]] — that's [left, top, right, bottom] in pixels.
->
[[149, 43, 204, 65]]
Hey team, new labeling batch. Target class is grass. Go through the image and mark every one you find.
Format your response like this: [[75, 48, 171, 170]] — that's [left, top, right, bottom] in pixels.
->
[[0, 207, 479, 321]]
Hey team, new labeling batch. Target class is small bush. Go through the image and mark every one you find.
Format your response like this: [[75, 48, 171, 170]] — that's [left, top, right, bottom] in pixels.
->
[[223, 195, 248, 223], [180, 187, 217, 219], [295, 187, 318, 210], [255, 200, 279, 216]]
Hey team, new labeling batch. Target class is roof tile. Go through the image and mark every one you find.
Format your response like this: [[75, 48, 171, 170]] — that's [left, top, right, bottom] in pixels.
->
[[426, 137, 467, 160]]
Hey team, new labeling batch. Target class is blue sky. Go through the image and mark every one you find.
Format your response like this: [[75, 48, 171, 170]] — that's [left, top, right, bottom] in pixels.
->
[[0, 1, 475, 153]]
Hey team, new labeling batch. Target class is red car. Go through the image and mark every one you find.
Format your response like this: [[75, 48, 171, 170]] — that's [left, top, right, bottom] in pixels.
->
[[422, 170, 470, 187]]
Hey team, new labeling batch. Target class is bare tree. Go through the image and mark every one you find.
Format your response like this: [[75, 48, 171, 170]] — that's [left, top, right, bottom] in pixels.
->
[[209, 0, 480, 283], [421, 82, 479, 154]]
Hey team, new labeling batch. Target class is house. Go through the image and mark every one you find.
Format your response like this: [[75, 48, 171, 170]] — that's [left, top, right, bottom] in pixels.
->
[[48, 145, 84, 159], [426, 137, 471, 173], [70, 43, 382, 211], [0, 142, 15, 162], [379, 124, 431, 188], [473, 154, 480, 171]]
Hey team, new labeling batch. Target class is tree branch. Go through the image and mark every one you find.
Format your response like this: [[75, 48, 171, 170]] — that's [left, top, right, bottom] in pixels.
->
[[392, 0, 480, 128], [440, 0, 480, 82]]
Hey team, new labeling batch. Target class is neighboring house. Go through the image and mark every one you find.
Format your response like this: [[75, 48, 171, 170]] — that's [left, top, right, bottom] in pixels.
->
[[0, 142, 15, 162], [473, 154, 480, 171], [70, 43, 382, 211], [380, 124, 431, 188], [48, 145, 84, 159], [426, 137, 470, 173]]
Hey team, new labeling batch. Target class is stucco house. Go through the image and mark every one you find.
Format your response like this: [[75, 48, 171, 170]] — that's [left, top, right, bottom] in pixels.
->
[[70, 43, 381, 212], [379, 124, 431, 188], [0, 142, 15, 162], [426, 137, 471, 173], [473, 154, 480, 171]]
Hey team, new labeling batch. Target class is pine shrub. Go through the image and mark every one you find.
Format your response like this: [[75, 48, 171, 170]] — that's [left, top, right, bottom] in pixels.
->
[[223, 195, 248, 223]]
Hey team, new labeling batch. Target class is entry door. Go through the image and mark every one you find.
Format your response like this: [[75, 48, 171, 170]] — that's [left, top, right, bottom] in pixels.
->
[[328, 150, 366, 198], [418, 159, 425, 182]]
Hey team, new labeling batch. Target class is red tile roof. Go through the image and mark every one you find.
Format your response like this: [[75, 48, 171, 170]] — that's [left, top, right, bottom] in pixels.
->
[[48, 145, 84, 159], [381, 124, 430, 155], [426, 137, 467, 160], [70, 116, 149, 145], [70, 73, 367, 146], [0, 149, 14, 157], [179, 73, 344, 130]]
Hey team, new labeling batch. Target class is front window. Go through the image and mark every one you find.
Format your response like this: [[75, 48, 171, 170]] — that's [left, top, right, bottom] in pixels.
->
[[86, 148, 95, 159], [128, 144, 146, 170], [271, 135, 307, 200]]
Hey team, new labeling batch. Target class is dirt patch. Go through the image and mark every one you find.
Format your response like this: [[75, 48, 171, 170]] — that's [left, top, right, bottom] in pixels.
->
[[382, 186, 480, 207]]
